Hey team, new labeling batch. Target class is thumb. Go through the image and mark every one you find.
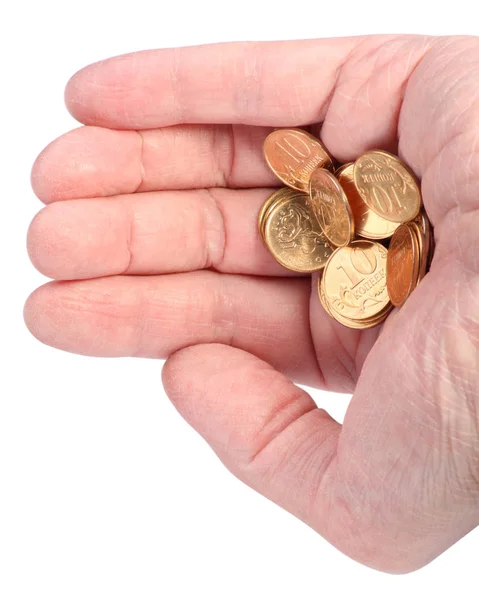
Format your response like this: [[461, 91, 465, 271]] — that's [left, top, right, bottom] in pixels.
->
[[162, 344, 368, 567], [162, 343, 478, 573]]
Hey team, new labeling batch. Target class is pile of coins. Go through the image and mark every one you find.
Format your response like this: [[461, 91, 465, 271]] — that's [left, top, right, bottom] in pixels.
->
[[260, 129, 434, 329]]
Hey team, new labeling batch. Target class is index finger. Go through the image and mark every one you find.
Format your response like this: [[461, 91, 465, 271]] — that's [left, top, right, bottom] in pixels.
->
[[65, 37, 433, 157]]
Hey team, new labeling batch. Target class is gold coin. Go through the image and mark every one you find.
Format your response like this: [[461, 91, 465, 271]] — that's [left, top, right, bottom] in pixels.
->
[[308, 168, 354, 248], [337, 163, 399, 240], [258, 188, 291, 242], [353, 150, 421, 223], [322, 241, 390, 321], [263, 129, 333, 192], [260, 190, 297, 244], [262, 189, 333, 273], [386, 223, 421, 307], [318, 276, 391, 329]]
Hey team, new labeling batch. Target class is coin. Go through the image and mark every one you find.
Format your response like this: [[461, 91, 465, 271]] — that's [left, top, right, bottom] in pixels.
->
[[337, 163, 399, 240], [319, 276, 390, 328], [308, 168, 354, 248], [386, 223, 420, 307], [322, 241, 390, 321], [262, 189, 333, 273], [263, 129, 333, 192], [258, 188, 291, 242], [353, 150, 421, 223], [260, 189, 298, 244]]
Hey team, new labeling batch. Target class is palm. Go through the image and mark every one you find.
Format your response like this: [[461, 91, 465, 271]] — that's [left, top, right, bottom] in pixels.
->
[[26, 35, 479, 572]]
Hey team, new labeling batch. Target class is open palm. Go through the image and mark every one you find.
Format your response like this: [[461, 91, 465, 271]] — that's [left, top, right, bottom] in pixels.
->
[[25, 35, 479, 572]]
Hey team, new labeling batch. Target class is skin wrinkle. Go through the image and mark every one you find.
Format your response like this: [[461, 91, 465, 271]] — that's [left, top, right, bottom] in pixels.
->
[[449, 71, 479, 131], [210, 274, 238, 348], [225, 124, 237, 188], [422, 131, 469, 220], [121, 197, 135, 274], [246, 392, 316, 466], [320, 44, 357, 128], [399, 40, 471, 168], [134, 131, 146, 193], [202, 188, 228, 271], [169, 47, 187, 124], [241, 42, 263, 122], [209, 125, 229, 188], [265, 419, 338, 523]]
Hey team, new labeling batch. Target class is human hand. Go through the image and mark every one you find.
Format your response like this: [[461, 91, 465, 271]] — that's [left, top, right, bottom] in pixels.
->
[[25, 35, 479, 573]]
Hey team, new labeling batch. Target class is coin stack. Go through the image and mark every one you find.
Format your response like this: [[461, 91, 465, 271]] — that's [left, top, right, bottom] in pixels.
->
[[260, 129, 434, 330]]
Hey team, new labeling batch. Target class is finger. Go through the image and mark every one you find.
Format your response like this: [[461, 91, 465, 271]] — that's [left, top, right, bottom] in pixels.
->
[[65, 36, 434, 158], [162, 344, 380, 570], [27, 188, 301, 280], [24, 272, 326, 388], [163, 342, 466, 574], [31, 124, 277, 204], [24, 271, 372, 391]]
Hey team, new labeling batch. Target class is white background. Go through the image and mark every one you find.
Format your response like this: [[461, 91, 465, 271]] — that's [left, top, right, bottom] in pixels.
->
[[2, 1, 478, 598]]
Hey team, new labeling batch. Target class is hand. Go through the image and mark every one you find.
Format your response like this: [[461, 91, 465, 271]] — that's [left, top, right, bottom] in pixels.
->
[[25, 35, 479, 573]]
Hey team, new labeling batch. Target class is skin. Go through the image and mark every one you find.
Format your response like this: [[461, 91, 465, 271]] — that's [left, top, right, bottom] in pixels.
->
[[25, 35, 479, 573]]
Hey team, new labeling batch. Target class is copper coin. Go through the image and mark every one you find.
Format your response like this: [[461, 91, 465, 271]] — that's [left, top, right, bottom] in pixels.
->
[[353, 151, 421, 223], [263, 190, 333, 273], [322, 241, 390, 321], [319, 275, 391, 329], [263, 129, 333, 192], [308, 168, 354, 248], [258, 188, 291, 242], [337, 163, 399, 240], [386, 223, 421, 307]]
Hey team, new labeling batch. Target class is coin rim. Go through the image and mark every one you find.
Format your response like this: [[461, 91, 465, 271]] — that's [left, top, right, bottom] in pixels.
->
[[322, 240, 390, 321], [258, 188, 292, 242], [262, 192, 333, 273], [386, 223, 421, 307], [409, 220, 429, 286], [308, 167, 355, 248], [319, 276, 392, 329]]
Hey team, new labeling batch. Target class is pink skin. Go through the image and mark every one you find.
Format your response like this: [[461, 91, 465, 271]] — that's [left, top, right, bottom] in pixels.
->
[[25, 35, 479, 573]]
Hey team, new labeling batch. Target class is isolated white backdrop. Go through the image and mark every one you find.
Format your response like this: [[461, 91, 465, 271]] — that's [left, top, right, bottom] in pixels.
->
[[2, 1, 478, 598]]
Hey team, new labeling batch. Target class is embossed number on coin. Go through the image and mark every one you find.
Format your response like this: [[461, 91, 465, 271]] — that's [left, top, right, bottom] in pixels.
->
[[263, 129, 333, 192], [354, 151, 421, 223], [323, 241, 390, 321]]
